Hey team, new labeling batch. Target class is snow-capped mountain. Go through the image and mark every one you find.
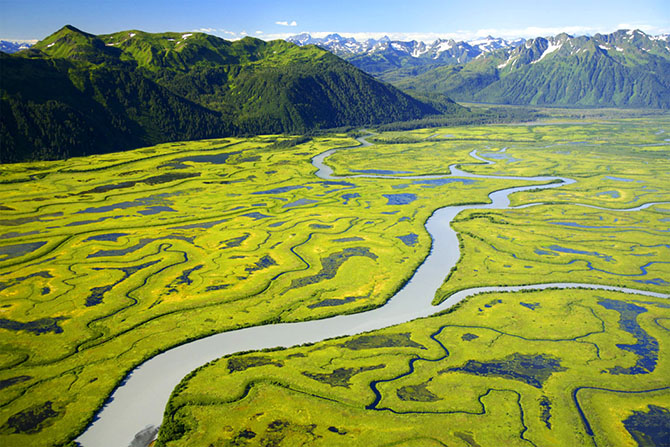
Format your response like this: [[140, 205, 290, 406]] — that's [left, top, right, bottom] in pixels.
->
[[0, 40, 33, 53], [288, 33, 393, 55], [491, 29, 670, 73], [393, 29, 670, 109], [286, 33, 526, 72], [468, 35, 526, 53]]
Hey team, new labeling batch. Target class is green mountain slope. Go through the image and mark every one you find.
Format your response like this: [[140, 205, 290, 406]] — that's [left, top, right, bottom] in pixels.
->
[[392, 30, 670, 108], [1, 26, 446, 162], [0, 52, 225, 163]]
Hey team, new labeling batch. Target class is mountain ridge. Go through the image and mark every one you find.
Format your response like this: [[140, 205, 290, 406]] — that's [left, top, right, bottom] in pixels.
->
[[299, 29, 670, 109], [287, 33, 525, 74], [0, 40, 34, 53], [1, 25, 451, 162], [391, 29, 670, 108]]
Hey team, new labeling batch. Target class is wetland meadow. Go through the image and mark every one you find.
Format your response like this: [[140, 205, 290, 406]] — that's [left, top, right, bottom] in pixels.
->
[[0, 116, 669, 446]]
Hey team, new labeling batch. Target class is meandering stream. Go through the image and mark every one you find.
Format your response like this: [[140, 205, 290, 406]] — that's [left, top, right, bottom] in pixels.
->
[[76, 136, 670, 447]]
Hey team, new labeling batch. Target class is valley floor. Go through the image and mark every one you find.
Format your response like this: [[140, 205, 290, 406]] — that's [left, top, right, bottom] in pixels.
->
[[0, 115, 668, 446]]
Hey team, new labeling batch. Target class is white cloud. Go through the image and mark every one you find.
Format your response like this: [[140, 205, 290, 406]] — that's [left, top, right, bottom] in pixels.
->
[[0, 38, 38, 44], [282, 24, 670, 44], [615, 23, 670, 35], [276, 20, 298, 27], [203, 23, 670, 44], [196, 28, 217, 33], [242, 31, 301, 41]]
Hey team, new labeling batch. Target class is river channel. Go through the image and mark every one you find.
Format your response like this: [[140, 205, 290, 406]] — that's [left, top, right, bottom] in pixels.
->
[[76, 136, 670, 447]]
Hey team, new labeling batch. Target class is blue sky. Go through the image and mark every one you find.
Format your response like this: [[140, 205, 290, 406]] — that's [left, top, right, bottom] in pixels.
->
[[1, 0, 669, 42]]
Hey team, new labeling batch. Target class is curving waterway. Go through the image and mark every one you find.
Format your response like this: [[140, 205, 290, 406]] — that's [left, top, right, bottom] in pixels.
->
[[76, 136, 670, 447]]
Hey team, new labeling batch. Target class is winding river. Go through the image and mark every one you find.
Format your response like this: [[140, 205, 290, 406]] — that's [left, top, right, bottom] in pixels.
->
[[75, 136, 670, 447]]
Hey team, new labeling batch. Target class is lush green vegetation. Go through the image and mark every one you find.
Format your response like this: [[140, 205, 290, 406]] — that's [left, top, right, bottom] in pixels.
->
[[1, 25, 445, 163], [156, 116, 668, 447], [436, 203, 670, 303], [0, 132, 530, 446], [374, 103, 541, 131], [0, 115, 668, 446], [157, 288, 670, 446], [327, 117, 670, 302], [431, 120, 670, 302]]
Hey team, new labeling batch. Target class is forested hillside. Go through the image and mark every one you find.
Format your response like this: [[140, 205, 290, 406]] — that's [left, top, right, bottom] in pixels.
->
[[1, 26, 450, 162]]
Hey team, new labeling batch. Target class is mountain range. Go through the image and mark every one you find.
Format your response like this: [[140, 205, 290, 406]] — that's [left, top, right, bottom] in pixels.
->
[[1, 26, 448, 162], [287, 33, 525, 74], [394, 30, 670, 108], [0, 40, 33, 53], [4, 26, 669, 163], [289, 30, 670, 109]]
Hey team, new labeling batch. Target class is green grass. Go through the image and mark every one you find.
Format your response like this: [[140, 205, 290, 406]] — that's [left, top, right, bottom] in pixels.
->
[[434, 203, 670, 304], [0, 116, 669, 446], [155, 116, 669, 447], [0, 132, 527, 446], [157, 288, 670, 447]]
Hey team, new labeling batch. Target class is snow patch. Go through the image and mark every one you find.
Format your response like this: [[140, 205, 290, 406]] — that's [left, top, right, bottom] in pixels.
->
[[182, 33, 193, 39], [599, 45, 610, 50], [616, 47, 624, 52], [532, 42, 562, 63], [497, 60, 509, 69], [47, 42, 55, 48], [391, 42, 408, 53], [434, 40, 453, 54], [469, 37, 490, 46], [412, 46, 428, 57], [497, 54, 517, 69], [129, 33, 136, 38]]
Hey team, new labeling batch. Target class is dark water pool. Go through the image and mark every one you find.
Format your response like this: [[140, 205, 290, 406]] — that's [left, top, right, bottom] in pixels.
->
[[383, 193, 417, 205], [599, 299, 657, 374], [85, 233, 130, 242], [174, 151, 240, 165], [397, 233, 418, 247], [0, 241, 47, 260], [283, 199, 318, 208]]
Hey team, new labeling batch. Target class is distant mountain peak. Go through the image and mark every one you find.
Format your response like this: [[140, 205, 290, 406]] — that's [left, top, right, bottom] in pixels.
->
[[0, 40, 33, 54], [56, 24, 96, 38], [324, 33, 344, 40], [62, 24, 82, 32], [286, 33, 526, 67]]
